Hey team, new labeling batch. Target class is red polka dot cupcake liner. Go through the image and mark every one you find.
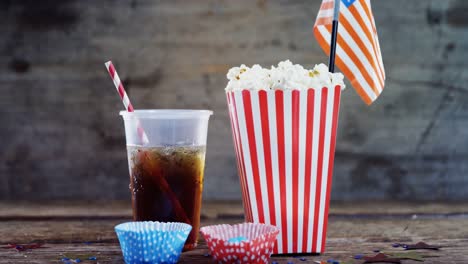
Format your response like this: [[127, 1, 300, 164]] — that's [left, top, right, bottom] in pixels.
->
[[200, 223, 280, 264]]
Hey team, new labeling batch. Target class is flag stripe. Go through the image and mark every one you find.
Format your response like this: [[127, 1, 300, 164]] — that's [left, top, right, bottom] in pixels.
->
[[315, 26, 376, 104], [340, 4, 385, 82], [361, 0, 385, 77], [314, 0, 385, 104], [316, 17, 333, 25], [322, 1, 334, 9], [348, 2, 385, 79], [318, 8, 334, 18], [333, 27, 381, 95], [340, 14, 384, 88]]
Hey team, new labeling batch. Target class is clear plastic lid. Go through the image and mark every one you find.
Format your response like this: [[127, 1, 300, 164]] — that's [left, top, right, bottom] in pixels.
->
[[120, 109, 213, 119]]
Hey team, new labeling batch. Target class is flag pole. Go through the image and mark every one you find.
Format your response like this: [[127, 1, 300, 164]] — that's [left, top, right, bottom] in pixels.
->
[[328, 0, 341, 73]]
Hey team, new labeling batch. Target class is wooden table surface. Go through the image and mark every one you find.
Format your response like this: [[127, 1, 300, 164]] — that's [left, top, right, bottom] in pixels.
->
[[0, 201, 467, 263]]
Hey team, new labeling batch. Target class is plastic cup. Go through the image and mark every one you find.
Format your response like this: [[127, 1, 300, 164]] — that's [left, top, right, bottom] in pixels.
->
[[226, 87, 341, 254], [120, 109, 212, 251]]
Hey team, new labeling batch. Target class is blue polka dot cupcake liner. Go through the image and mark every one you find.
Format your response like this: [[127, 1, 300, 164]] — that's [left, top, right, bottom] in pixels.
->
[[115, 221, 192, 264], [200, 223, 280, 264]]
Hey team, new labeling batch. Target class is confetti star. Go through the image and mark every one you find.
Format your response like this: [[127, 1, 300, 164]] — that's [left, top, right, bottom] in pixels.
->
[[403, 241, 440, 250], [354, 254, 364, 259], [362, 253, 402, 264]]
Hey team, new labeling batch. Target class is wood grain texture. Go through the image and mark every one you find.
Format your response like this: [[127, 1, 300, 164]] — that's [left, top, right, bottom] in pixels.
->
[[0, 202, 467, 263], [0, 0, 468, 200]]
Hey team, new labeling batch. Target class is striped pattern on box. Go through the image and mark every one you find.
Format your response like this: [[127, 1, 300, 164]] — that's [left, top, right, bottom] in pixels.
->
[[226, 86, 341, 254]]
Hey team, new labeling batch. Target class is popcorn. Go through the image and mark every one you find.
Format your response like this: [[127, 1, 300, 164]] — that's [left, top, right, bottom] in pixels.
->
[[225, 60, 345, 91]]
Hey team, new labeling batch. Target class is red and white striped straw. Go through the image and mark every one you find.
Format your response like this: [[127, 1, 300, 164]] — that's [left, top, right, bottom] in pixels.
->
[[105, 61, 149, 145]]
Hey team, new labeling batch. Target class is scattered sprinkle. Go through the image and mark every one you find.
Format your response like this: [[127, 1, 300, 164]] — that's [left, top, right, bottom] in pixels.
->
[[287, 261, 294, 264], [203, 253, 210, 257], [88, 256, 97, 260], [392, 243, 401, 248], [373, 249, 381, 253], [272, 262, 279, 264], [75, 259, 82, 263], [354, 254, 364, 259], [227, 236, 249, 243], [300, 257, 307, 261], [61, 258, 70, 261]]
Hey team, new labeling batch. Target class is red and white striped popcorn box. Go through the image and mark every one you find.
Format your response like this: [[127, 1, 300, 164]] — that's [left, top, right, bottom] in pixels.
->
[[226, 86, 342, 254]]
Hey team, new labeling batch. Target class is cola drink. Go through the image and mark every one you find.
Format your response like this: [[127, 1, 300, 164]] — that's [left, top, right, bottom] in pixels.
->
[[128, 145, 206, 251]]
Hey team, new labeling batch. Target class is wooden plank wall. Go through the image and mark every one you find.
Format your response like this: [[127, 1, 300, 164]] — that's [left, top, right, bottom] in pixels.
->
[[1, 0, 467, 201]]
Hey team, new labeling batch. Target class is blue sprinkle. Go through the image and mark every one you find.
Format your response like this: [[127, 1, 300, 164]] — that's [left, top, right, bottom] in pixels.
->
[[392, 243, 400, 248], [287, 262, 294, 264], [373, 249, 380, 253], [402, 244, 409, 249], [75, 259, 82, 263], [327, 260, 335, 263], [83, 241, 92, 245], [61, 258, 70, 261], [354, 254, 363, 259], [272, 262, 279, 264], [88, 256, 97, 260], [227, 236, 249, 243], [300, 257, 307, 261], [203, 253, 210, 257]]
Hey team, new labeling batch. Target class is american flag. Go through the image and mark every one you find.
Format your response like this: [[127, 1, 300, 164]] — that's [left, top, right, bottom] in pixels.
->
[[314, 0, 385, 105]]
